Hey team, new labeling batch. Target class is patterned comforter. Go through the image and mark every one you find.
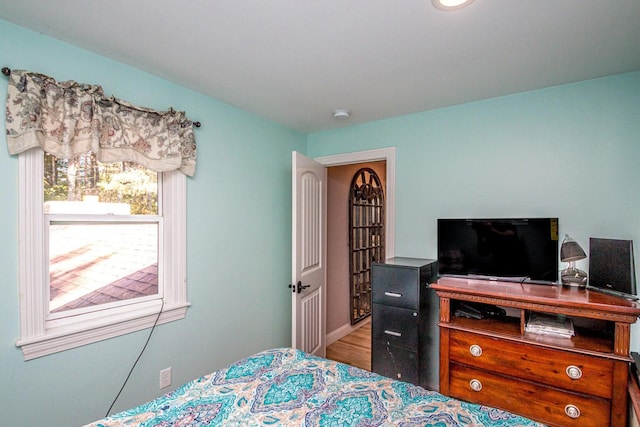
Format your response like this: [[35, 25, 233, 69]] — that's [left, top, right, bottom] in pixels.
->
[[86, 347, 545, 426]]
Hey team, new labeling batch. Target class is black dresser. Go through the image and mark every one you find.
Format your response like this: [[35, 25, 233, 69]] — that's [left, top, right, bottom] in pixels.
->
[[371, 257, 438, 389]]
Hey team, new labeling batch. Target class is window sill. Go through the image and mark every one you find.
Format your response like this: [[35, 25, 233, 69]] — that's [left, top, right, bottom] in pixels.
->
[[17, 302, 190, 360]]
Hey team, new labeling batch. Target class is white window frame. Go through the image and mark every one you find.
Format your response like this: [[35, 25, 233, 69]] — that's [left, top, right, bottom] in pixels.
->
[[16, 148, 190, 361]]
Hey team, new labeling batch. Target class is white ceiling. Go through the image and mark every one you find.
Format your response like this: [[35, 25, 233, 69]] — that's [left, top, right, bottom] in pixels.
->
[[1, 0, 639, 133]]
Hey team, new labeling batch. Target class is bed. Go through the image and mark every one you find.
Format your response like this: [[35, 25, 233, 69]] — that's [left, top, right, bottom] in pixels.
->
[[86, 347, 544, 426]]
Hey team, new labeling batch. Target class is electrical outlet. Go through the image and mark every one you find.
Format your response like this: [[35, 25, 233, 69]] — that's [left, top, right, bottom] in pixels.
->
[[160, 367, 172, 389]]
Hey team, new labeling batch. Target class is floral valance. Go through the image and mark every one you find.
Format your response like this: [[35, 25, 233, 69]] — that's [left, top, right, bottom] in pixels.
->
[[5, 70, 197, 176]]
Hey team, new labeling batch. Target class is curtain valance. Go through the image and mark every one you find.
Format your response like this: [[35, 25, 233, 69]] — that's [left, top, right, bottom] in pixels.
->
[[5, 70, 197, 176]]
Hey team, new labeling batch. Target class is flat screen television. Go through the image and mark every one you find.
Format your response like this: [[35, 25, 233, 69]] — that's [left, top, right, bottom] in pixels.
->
[[438, 218, 559, 283]]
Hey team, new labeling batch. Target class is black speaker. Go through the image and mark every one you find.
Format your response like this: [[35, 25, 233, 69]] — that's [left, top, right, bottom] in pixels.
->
[[588, 237, 636, 297]]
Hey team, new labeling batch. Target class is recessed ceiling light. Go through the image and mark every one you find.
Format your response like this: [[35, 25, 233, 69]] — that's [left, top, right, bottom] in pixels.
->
[[333, 109, 351, 120], [432, 0, 475, 11]]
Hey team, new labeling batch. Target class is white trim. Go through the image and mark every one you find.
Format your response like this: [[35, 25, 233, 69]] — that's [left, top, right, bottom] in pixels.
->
[[162, 169, 188, 304], [18, 304, 189, 361], [46, 214, 161, 222], [314, 147, 396, 259], [17, 149, 189, 360], [19, 149, 47, 340]]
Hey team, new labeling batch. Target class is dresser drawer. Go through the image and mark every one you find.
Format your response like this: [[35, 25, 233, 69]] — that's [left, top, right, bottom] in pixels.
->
[[449, 329, 614, 399], [372, 264, 419, 309], [372, 304, 418, 350], [449, 363, 610, 427], [371, 344, 418, 384]]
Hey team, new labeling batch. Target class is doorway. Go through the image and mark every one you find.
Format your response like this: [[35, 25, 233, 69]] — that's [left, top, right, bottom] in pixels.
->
[[315, 147, 396, 348]]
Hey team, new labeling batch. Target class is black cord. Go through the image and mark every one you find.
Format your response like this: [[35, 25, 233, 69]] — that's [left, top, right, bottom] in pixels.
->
[[105, 298, 165, 417]]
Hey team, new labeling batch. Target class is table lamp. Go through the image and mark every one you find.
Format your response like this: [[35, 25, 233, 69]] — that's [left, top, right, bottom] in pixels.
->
[[560, 234, 587, 287]]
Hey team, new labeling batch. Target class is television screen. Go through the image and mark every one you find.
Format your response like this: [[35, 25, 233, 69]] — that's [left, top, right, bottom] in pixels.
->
[[438, 218, 559, 283]]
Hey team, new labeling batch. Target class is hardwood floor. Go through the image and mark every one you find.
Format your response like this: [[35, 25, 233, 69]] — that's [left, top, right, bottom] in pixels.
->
[[326, 321, 371, 371]]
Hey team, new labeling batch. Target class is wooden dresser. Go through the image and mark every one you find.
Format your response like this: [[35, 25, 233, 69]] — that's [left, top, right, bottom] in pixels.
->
[[432, 277, 640, 427]]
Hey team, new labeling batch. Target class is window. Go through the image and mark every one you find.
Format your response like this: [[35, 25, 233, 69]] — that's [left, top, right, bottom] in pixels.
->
[[16, 149, 189, 360]]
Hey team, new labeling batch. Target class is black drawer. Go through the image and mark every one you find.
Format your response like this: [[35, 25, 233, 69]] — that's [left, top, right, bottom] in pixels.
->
[[372, 264, 420, 309], [372, 304, 418, 350], [372, 343, 419, 385]]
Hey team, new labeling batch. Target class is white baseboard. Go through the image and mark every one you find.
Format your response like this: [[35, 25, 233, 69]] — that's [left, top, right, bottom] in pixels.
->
[[326, 317, 371, 345]]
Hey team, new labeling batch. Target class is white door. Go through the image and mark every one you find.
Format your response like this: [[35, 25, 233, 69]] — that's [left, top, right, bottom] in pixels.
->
[[291, 151, 326, 357]]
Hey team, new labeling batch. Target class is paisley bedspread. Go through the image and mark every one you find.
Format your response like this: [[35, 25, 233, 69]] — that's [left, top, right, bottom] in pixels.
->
[[86, 347, 545, 426]]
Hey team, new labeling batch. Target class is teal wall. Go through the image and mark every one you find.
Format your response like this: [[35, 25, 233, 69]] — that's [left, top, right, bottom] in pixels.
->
[[309, 71, 640, 386], [309, 71, 640, 262], [2, 14, 640, 427], [0, 19, 306, 426]]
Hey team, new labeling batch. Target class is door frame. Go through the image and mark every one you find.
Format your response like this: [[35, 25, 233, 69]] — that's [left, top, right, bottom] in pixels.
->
[[314, 147, 396, 260]]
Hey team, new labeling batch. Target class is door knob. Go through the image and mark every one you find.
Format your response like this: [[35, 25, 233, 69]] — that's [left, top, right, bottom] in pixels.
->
[[288, 281, 311, 293]]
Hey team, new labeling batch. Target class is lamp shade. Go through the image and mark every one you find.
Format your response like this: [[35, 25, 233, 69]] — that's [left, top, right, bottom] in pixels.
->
[[560, 234, 586, 262]]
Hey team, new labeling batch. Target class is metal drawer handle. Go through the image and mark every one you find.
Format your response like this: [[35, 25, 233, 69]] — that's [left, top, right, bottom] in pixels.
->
[[384, 330, 402, 337], [469, 344, 483, 357], [384, 292, 402, 298], [565, 404, 580, 419], [566, 365, 582, 380], [469, 379, 483, 392]]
